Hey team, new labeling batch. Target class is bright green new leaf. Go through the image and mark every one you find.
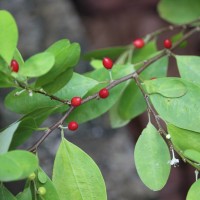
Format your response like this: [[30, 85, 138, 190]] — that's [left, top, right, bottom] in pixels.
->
[[83, 46, 127, 61], [167, 124, 200, 153], [134, 123, 171, 191], [35, 40, 80, 87], [184, 149, 200, 163], [144, 78, 187, 98], [146, 79, 200, 132], [0, 10, 18, 64], [53, 138, 107, 200], [0, 184, 17, 200], [0, 121, 20, 154], [5, 73, 98, 114], [176, 55, 200, 85], [0, 150, 38, 182], [19, 52, 55, 77], [16, 188, 32, 200], [36, 168, 60, 200], [158, 0, 200, 24], [186, 180, 200, 200]]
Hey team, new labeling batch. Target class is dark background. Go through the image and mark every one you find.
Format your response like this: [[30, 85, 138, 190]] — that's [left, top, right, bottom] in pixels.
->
[[0, 0, 200, 199]]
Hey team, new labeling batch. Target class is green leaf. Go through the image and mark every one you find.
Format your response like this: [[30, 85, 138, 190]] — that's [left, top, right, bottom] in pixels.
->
[[167, 124, 200, 153], [145, 79, 200, 132], [90, 59, 103, 69], [184, 149, 200, 163], [171, 32, 187, 48], [158, 0, 200, 24], [0, 184, 17, 200], [144, 78, 187, 98], [0, 121, 20, 154], [16, 188, 32, 200], [83, 46, 127, 61], [0, 10, 18, 64], [118, 81, 147, 120], [13, 49, 24, 67], [132, 41, 157, 64], [5, 73, 98, 114], [134, 123, 171, 191], [35, 39, 80, 87], [186, 180, 200, 200], [19, 52, 55, 77], [53, 138, 107, 200], [0, 71, 14, 88], [176, 55, 200, 85], [0, 150, 38, 182], [140, 56, 168, 80], [35, 168, 60, 200], [9, 107, 58, 149], [109, 101, 130, 128], [41, 68, 73, 94], [38, 170, 47, 184]]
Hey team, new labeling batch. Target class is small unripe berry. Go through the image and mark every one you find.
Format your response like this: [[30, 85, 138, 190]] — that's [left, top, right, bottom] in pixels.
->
[[10, 59, 19, 72], [28, 172, 36, 181], [102, 57, 113, 69], [38, 187, 46, 196], [71, 97, 82, 107], [68, 121, 78, 131], [164, 39, 172, 49], [99, 88, 109, 99], [133, 38, 145, 48]]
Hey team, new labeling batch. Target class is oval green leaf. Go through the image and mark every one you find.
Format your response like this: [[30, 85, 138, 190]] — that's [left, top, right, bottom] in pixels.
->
[[0, 150, 38, 182], [144, 78, 187, 98], [186, 180, 200, 200], [184, 149, 200, 163], [176, 55, 200, 85], [145, 79, 200, 132], [167, 124, 200, 153], [0, 121, 20, 154], [19, 52, 55, 77], [134, 123, 171, 191], [158, 0, 200, 24], [0, 10, 18, 64], [53, 138, 107, 200]]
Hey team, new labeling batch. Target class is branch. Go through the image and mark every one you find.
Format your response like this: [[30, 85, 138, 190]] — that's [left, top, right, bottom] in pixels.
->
[[28, 26, 199, 153]]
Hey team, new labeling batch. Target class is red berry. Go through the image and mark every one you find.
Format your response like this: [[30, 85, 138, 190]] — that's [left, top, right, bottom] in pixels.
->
[[99, 88, 109, 99], [102, 57, 113, 69], [68, 121, 78, 131], [133, 38, 145, 48], [10, 59, 19, 72], [151, 77, 157, 80], [71, 97, 82, 107], [164, 39, 172, 49]]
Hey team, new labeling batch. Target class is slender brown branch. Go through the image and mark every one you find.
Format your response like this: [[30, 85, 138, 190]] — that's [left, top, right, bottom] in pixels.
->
[[28, 26, 199, 153], [16, 81, 70, 105]]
